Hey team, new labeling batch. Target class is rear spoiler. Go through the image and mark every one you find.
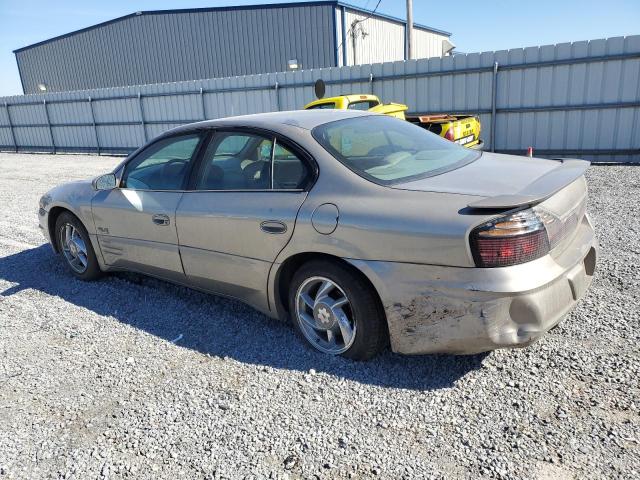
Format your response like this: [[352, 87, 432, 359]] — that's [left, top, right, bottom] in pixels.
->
[[467, 159, 590, 209]]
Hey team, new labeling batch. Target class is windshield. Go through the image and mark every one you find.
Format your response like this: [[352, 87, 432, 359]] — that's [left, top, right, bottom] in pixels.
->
[[312, 115, 480, 185]]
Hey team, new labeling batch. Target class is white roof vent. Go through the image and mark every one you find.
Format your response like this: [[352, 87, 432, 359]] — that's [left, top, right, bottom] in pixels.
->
[[442, 38, 456, 56]]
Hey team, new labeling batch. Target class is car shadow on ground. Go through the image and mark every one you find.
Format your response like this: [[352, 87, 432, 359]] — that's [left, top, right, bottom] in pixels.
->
[[0, 245, 488, 391]]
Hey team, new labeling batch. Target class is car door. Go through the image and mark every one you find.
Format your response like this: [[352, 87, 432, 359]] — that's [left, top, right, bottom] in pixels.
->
[[92, 132, 205, 282], [175, 129, 313, 311]]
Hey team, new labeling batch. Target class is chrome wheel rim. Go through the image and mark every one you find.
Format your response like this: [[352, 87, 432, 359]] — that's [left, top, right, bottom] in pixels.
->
[[295, 276, 356, 355], [60, 223, 88, 274]]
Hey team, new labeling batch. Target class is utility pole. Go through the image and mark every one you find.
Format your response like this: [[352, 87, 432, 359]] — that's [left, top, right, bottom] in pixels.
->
[[351, 20, 359, 66], [406, 0, 413, 60]]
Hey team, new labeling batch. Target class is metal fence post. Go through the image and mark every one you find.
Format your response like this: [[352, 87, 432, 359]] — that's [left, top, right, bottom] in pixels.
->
[[88, 96, 100, 155], [369, 73, 374, 95], [274, 82, 281, 111], [138, 92, 147, 142], [4, 102, 17, 152], [490, 61, 499, 153], [43, 99, 56, 153], [200, 88, 206, 120]]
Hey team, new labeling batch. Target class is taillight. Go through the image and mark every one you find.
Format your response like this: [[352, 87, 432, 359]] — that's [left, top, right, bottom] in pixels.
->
[[444, 127, 455, 141], [470, 209, 550, 267]]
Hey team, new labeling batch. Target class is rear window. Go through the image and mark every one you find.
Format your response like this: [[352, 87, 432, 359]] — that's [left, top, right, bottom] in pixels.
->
[[306, 102, 337, 110], [347, 101, 377, 110], [312, 116, 479, 185]]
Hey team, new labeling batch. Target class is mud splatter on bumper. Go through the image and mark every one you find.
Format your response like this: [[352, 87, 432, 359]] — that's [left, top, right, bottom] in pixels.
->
[[349, 216, 597, 355]]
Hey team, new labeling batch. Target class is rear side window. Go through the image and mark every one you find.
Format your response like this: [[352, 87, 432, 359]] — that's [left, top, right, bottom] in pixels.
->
[[195, 132, 309, 191], [197, 133, 271, 190], [215, 135, 252, 155], [273, 143, 308, 189]]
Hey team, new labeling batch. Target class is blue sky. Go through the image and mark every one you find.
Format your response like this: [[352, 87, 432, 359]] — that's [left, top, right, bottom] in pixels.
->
[[1, 0, 638, 96]]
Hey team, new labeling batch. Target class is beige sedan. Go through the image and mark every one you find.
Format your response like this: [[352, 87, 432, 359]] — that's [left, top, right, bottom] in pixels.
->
[[38, 110, 596, 360]]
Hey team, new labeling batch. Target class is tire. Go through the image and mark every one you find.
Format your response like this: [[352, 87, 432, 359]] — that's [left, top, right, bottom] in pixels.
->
[[55, 212, 103, 281], [289, 260, 387, 361]]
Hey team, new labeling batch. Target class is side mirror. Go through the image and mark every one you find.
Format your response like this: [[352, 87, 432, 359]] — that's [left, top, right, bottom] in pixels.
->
[[93, 173, 117, 191]]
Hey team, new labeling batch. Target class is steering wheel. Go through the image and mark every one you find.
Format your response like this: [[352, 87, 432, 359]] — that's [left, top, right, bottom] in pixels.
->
[[162, 158, 186, 175]]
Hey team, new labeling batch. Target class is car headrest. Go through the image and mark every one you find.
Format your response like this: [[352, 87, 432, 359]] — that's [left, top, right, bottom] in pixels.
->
[[204, 164, 225, 189]]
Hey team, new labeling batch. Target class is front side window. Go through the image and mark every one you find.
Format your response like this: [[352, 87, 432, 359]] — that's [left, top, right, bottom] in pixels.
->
[[196, 132, 309, 191], [122, 134, 201, 190], [312, 116, 479, 185]]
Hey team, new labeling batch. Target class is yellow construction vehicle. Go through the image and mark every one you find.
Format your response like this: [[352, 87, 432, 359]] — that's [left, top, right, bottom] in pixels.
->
[[305, 94, 408, 119]]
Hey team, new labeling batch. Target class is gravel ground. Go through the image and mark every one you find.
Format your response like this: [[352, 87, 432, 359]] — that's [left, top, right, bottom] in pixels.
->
[[0, 152, 638, 480]]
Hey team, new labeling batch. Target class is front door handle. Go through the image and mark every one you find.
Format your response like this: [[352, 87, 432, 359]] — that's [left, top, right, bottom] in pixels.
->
[[260, 220, 287, 234], [152, 214, 170, 226]]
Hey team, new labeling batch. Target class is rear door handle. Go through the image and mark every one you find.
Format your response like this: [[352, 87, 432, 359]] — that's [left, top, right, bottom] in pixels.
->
[[260, 220, 287, 234], [152, 214, 170, 226]]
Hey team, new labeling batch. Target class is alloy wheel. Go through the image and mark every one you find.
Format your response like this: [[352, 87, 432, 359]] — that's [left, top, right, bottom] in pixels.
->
[[60, 223, 89, 274], [295, 276, 357, 355]]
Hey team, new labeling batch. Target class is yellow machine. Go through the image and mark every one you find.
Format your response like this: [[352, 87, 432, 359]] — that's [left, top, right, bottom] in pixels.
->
[[304, 93, 483, 149], [305, 94, 408, 119]]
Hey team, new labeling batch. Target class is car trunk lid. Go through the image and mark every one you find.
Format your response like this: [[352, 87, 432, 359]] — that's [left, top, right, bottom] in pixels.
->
[[394, 152, 590, 256], [393, 152, 589, 208]]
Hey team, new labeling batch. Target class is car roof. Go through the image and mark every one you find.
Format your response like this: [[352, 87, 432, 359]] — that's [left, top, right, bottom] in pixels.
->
[[166, 109, 373, 136]]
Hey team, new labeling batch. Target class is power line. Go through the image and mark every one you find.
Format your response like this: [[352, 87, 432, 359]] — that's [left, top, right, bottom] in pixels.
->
[[335, 0, 384, 58], [355, 0, 383, 24]]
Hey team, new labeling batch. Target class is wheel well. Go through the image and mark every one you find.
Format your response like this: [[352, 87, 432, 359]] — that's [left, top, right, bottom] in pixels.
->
[[47, 207, 73, 253], [274, 252, 386, 324]]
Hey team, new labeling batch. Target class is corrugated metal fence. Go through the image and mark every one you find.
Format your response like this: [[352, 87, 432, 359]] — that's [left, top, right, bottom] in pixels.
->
[[1, 35, 639, 162]]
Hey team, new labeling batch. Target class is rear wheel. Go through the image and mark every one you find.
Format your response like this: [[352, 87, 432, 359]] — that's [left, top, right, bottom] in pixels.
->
[[55, 212, 102, 281], [289, 260, 387, 360]]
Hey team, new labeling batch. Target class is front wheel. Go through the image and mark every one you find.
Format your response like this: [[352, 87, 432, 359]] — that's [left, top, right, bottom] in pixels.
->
[[55, 212, 103, 281], [289, 260, 387, 361]]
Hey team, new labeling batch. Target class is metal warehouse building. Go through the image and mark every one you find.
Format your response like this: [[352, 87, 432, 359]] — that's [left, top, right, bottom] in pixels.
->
[[14, 1, 453, 95]]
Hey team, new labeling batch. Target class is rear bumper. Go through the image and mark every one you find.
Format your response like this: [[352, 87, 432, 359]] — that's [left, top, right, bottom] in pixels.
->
[[349, 214, 597, 355], [468, 140, 484, 150]]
